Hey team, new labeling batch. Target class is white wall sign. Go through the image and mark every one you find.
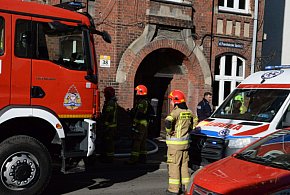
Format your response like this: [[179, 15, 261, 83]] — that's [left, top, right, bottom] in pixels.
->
[[100, 55, 111, 68]]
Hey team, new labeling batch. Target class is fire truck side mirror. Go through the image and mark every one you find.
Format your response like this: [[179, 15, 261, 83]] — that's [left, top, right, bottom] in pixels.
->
[[91, 29, 111, 43], [101, 31, 112, 43]]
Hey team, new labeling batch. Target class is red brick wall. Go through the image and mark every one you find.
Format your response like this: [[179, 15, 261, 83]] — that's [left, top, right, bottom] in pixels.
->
[[37, 0, 264, 130]]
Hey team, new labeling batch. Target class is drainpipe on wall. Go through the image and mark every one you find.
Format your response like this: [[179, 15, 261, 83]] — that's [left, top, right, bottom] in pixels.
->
[[209, 0, 214, 87], [251, 0, 259, 74]]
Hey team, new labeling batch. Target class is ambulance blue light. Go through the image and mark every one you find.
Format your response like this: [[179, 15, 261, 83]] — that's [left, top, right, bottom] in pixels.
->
[[265, 65, 290, 70], [67, 2, 85, 9]]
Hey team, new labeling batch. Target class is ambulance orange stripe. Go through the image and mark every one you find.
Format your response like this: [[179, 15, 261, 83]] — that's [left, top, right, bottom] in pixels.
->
[[233, 124, 270, 136]]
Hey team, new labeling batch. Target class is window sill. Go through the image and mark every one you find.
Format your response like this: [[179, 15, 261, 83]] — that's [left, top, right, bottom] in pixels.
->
[[218, 7, 251, 16]]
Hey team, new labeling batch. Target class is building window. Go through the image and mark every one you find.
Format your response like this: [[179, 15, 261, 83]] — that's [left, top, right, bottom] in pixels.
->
[[213, 54, 245, 106], [218, 0, 250, 14]]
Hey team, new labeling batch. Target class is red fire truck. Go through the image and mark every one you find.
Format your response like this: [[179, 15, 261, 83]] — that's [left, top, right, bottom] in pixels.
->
[[0, 1, 110, 194]]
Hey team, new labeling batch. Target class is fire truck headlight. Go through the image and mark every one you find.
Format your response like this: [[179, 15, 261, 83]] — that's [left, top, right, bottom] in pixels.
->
[[228, 137, 258, 149]]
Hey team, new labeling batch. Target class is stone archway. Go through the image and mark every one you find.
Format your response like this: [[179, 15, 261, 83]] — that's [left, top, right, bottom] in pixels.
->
[[116, 24, 212, 137], [116, 24, 212, 109]]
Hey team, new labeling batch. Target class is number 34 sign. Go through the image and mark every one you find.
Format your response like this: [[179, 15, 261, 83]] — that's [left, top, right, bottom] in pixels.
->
[[100, 55, 111, 68]]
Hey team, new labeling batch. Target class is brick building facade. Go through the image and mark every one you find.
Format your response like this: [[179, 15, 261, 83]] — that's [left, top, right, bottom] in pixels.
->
[[33, 0, 264, 137]]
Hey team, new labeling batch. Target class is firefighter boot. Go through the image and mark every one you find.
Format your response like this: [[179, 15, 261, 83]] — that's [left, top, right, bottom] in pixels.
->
[[165, 189, 179, 195]]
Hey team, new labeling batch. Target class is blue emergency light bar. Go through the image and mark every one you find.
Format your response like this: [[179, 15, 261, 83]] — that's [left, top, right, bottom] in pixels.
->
[[264, 65, 290, 70], [54, 1, 85, 11], [68, 2, 85, 9]]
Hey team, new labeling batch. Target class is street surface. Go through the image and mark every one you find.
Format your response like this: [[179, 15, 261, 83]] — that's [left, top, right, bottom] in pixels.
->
[[42, 139, 171, 195]]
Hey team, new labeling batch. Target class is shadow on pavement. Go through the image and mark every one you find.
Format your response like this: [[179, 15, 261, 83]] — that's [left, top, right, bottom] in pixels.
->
[[42, 138, 167, 195]]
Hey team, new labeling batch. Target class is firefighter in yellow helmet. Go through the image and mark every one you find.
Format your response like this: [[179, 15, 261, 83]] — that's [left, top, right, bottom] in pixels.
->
[[99, 86, 118, 163], [233, 94, 247, 114], [127, 85, 150, 164], [165, 90, 198, 195]]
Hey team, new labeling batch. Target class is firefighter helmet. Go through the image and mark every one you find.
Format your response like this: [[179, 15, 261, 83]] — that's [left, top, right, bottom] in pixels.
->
[[168, 90, 186, 104], [104, 86, 115, 98], [234, 94, 244, 103], [135, 85, 147, 96]]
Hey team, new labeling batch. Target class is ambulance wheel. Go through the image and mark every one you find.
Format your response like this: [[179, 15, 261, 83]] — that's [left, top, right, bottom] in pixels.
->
[[0, 135, 52, 195]]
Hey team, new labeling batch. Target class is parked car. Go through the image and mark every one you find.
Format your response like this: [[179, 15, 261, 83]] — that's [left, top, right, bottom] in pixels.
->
[[186, 129, 290, 195]]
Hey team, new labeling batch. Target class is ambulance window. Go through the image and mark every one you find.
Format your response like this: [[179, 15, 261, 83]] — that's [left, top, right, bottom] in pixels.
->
[[0, 17, 4, 55], [15, 20, 32, 58], [281, 105, 290, 128]]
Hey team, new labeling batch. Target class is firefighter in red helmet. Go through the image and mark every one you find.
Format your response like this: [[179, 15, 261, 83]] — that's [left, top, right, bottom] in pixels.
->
[[127, 84, 150, 164], [165, 90, 198, 195], [100, 86, 118, 163]]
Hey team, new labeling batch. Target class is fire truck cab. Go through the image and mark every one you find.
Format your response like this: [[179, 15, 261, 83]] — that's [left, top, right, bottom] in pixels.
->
[[190, 66, 290, 167], [0, 1, 110, 194]]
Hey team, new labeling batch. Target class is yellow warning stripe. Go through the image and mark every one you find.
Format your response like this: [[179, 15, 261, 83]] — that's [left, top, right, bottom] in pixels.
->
[[58, 114, 92, 118]]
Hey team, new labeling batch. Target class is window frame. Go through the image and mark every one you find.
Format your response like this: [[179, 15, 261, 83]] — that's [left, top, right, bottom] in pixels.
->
[[214, 54, 246, 106], [14, 19, 33, 58], [218, 0, 250, 15]]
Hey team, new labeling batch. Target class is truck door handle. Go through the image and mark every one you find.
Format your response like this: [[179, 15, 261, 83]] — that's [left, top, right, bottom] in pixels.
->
[[31, 86, 46, 98]]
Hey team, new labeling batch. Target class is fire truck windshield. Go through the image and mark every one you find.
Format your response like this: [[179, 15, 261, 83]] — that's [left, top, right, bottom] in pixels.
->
[[35, 21, 88, 71], [212, 89, 290, 122], [38, 23, 87, 71]]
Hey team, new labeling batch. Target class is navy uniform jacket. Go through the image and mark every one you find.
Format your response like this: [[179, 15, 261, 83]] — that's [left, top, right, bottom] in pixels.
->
[[197, 98, 212, 122]]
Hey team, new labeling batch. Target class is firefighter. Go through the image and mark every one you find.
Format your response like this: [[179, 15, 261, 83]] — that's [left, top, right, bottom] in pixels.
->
[[233, 94, 247, 114], [100, 86, 118, 163], [165, 90, 198, 195], [127, 85, 150, 164]]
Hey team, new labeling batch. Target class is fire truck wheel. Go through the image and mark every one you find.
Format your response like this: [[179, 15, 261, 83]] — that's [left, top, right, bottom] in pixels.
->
[[0, 135, 52, 195]]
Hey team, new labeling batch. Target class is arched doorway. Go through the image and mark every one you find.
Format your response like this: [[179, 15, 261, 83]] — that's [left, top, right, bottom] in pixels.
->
[[134, 48, 186, 138]]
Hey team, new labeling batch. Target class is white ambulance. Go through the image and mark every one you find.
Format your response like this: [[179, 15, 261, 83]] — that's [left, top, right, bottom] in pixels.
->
[[190, 66, 290, 166]]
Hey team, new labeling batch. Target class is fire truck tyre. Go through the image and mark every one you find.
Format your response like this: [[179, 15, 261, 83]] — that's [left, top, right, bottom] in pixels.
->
[[0, 135, 52, 195]]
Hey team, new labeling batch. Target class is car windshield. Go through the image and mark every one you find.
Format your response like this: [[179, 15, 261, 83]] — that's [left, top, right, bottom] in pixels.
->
[[212, 89, 289, 122], [234, 130, 290, 171]]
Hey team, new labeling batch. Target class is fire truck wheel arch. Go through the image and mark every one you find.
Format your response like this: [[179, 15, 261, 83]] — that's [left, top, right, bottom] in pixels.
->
[[0, 135, 52, 194], [0, 107, 65, 138]]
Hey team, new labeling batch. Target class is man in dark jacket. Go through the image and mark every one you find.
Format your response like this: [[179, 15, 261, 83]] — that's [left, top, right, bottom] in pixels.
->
[[197, 92, 212, 122]]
